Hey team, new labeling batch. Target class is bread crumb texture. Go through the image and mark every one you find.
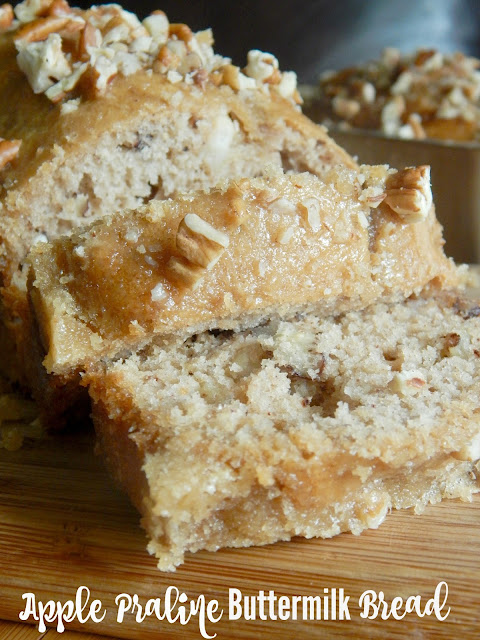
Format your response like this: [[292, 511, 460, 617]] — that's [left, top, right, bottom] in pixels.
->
[[89, 294, 480, 570]]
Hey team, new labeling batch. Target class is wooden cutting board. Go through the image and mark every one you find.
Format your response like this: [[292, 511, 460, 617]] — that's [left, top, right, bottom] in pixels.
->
[[0, 423, 479, 640]]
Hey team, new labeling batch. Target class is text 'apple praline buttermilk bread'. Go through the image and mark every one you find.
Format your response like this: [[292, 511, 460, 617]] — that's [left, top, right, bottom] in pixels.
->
[[0, 0, 353, 392]]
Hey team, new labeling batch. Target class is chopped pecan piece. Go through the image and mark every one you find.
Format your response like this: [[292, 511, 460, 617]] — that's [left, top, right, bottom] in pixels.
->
[[193, 68, 209, 89], [167, 255, 205, 288], [47, 0, 72, 17], [299, 197, 322, 232], [169, 214, 230, 288], [14, 15, 83, 43], [222, 64, 256, 91], [13, 0, 53, 22], [176, 214, 229, 269], [77, 22, 101, 61], [154, 44, 180, 72], [226, 183, 248, 224], [0, 3, 13, 29], [384, 165, 432, 222], [406, 113, 427, 139], [0, 138, 21, 170], [169, 23, 193, 43]]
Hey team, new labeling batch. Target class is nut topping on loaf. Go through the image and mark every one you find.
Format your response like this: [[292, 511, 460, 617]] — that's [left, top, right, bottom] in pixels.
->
[[5, 0, 300, 104], [308, 47, 480, 142], [357, 164, 433, 223]]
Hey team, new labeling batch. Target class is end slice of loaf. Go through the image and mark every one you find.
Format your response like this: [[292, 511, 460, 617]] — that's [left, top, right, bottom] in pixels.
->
[[0, 1, 354, 388], [29, 164, 458, 382], [87, 291, 480, 571]]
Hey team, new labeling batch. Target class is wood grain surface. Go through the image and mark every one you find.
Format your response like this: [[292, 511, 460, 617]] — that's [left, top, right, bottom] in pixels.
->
[[0, 423, 479, 640], [0, 619, 113, 639]]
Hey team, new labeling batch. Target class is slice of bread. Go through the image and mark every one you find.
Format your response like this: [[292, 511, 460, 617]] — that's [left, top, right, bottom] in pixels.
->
[[0, 1, 353, 387], [29, 164, 458, 385], [87, 290, 480, 571]]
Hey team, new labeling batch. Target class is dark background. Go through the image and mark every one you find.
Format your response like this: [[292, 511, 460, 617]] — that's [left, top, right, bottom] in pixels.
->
[[12, 0, 480, 82]]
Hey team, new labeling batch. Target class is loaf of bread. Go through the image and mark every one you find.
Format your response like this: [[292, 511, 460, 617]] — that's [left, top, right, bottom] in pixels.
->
[[306, 48, 480, 141], [0, 0, 354, 388], [2, 2, 478, 576], [29, 164, 458, 386], [88, 291, 480, 570]]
